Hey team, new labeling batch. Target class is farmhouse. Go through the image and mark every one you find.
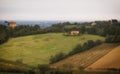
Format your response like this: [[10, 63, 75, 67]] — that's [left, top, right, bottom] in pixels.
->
[[91, 22, 96, 26], [71, 30, 79, 35], [8, 22, 16, 28]]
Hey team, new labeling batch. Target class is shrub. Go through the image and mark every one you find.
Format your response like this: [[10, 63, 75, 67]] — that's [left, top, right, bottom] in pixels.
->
[[68, 44, 83, 56], [0, 25, 9, 44], [50, 40, 103, 64], [68, 40, 102, 56], [50, 52, 66, 64], [38, 64, 49, 74]]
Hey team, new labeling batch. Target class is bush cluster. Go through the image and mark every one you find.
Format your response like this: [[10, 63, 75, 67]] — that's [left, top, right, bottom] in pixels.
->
[[50, 40, 102, 64]]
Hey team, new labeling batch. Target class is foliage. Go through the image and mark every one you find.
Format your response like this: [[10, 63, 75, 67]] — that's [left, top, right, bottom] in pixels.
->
[[1, 19, 120, 45], [107, 68, 120, 72], [68, 40, 102, 56], [104, 22, 120, 43], [0, 24, 9, 44], [50, 52, 66, 64], [9, 25, 44, 37], [0, 33, 104, 66], [37, 64, 49, 74], [49, 40, 103, 64]]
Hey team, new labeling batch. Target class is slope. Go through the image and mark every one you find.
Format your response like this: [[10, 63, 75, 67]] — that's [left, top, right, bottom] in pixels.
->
[[0, 33, 104, 66], [50, 43, 119, 71], [85, 45, 120, 71]]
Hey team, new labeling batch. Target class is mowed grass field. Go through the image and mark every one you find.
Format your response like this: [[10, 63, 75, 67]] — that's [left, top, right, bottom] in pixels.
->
[[0, 33, 105, 66]]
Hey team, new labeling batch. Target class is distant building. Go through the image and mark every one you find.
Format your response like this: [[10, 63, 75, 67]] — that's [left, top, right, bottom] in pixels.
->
[[8, 22, 16, 28], [91, 22, 96, 26], [71, 30, 79, 35]]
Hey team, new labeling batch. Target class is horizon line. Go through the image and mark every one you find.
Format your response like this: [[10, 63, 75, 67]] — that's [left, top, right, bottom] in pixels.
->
[[0, 19, 119, 22]]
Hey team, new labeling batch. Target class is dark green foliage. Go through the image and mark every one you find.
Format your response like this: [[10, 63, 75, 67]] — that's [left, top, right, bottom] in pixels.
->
[[95, 40, 103, 45], [68, 40, 102, 56], [105, 35, 114, 43], [50, 70, 73, 74], [50, 52, 66, 64], [105, 22, 120, 43], [49, 40, 102, 63], [28, 69, 35, 74], [80, 26, 86, 34], [49, 24, 64, 33], [0, 24, 9, 44], [10, 25, 43, 37], [68, 44, 83, 55], [1, 20, 120, 45], [84, 20, 120, 43], [38, 64, 49, 74], [105, 35, 120, 43], [47, 22, 83, 33], [0, 24, 46, 45], [107, 68, 120, 72], [111, 19, 118, 23], [87, 27, 98, 35]]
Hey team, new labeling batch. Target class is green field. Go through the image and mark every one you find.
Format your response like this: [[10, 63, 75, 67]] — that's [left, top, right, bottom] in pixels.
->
[[0, 33, 105, 66]]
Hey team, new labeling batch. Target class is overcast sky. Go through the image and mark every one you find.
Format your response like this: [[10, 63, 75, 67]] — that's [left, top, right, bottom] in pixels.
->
[[0, 0, 120, 21]]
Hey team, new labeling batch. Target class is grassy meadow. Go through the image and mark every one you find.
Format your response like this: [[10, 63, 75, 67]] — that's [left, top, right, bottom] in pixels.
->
[[0, 33, 105, 66]]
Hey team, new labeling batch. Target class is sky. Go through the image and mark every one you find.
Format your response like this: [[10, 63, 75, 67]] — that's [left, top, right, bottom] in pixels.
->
[[0, 0, 120, 21]]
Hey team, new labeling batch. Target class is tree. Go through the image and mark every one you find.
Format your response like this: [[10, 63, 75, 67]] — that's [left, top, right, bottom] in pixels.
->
[[111, 19, 118, 23], [68, 44, 83, 56], [68, 40, 102, 56], [0, 24, 9, 44], [80, 26, 86, 34], [105, 22, 120, 43]]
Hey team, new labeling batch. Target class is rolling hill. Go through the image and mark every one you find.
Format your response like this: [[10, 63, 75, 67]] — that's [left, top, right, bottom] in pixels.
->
[[85, 45, 120, 71], [0, 33, 104, 66], [50, 43, 119, 71]]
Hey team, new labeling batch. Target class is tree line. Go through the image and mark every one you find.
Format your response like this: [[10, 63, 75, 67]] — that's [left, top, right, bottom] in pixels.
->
[[0, 25, 9, 44], [49, 40, 102, 64], [0, 19, 120, 44], [47, 19, 120, 43], [0, 24, 47, 44]]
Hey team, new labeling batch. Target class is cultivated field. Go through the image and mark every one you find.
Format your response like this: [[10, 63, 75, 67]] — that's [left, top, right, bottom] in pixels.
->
[[0, 33, 104, 66], [85, 45, 120, 71], [50, 43, 119, 71]]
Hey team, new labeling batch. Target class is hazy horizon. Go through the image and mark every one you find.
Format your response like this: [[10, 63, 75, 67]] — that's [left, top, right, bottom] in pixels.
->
[[0, 0, 120, 21]]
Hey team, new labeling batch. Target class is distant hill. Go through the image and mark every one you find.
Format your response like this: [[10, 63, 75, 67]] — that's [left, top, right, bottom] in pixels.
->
[[0, 20, 85, 27], [85, 45, 120, 71], [15, 20, 60, 27], [0, 20, 61, 27], [50, 43, 119, 71]]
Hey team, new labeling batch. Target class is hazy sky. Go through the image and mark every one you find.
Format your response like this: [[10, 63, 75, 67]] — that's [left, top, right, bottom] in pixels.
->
[[0, 0, 120, 21]]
